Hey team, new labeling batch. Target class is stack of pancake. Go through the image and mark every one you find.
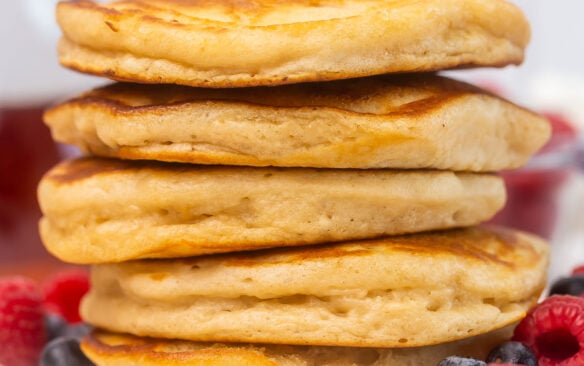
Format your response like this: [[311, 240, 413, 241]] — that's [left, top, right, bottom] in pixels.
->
[[38, 0, 551, 364]]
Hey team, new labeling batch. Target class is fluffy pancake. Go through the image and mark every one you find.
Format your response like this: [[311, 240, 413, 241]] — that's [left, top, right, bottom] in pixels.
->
[[81, 326, 515, 366], [81, 227, 548, 347], [38, 157, 505, 264], [43, 74, 550, 171], [56, 0, 529, 87]]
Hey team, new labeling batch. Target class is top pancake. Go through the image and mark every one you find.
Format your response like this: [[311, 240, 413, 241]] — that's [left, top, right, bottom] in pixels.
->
[[44, 74, 550, 171], [56, 0, 530, 87]]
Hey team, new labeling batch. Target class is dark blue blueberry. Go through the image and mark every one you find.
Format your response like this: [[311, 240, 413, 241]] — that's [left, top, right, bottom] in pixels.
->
[[44, 313, 93, 342], [549, 275, 584, 297], [44, 314, 69, 342], [486, 341, 538, 366], [437, 356, 487, 366], [39, 337, 95, 366]]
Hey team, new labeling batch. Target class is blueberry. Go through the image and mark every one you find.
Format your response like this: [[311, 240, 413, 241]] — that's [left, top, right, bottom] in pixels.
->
[[44, 313, 69, 341], [39, 337, 95, 366], [44, 313, 93, 342], [549, 275, 584, 297], [486, 341, 538, 366], [437, 356, 487, 366]]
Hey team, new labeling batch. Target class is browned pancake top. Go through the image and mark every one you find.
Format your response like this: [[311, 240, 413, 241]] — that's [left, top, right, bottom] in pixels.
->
[[42, 155, 452, 185], [82, 330, 280, 365], [64, 0, 403, 26], [48, 74, 495, 117], [159, 226, 539, 273]]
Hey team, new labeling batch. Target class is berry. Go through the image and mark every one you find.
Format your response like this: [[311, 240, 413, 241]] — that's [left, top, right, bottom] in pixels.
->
[[44, 313, 93, 342], [44, 313, 69, 342], [39, 337, 94, 366], [513, 295, 584, 366], [549, 275, 584, 297], [437, 356, 487, 366], [571, 265, 584, 276], [0, 276, 47, 366], [43, 269, 90, 323], [486, 341, 537, 366]]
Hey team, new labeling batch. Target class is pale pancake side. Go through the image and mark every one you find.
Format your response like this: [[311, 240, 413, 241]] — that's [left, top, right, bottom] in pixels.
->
[[44, 74, 550, 171], [81, 326, 515, 366], [81, 227, 548, 347], [38, 157, 505, 264], [56, 0, 529, 87]]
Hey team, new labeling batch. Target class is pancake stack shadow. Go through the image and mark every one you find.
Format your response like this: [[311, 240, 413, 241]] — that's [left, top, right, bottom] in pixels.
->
[[39, 0, 552, 364]]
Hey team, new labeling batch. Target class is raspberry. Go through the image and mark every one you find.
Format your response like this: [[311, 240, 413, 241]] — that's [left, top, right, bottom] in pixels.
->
[[0, 276, 47, 366], [512, 295, 584, 366], [43, 269, 90, 323], [571, 265, 584, 276]]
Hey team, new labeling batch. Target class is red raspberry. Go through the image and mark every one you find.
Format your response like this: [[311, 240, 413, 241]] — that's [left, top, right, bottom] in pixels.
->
[[512, 295, 584, 366], [571, 265, 584, 276], [0, 276, 47, 366], [43, 269, 90, 323]]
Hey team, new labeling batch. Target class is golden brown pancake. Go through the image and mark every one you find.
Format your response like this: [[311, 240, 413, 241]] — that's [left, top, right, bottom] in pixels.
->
[[81, 227, 548, 347], [81, 326, 515, 366], [38, 157, 505, 264], [56, 0, 530, 87], [44, 74, 550, 171]]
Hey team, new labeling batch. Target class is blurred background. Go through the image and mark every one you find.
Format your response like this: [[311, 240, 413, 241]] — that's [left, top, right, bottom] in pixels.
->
[[0, 0, 582, 279]]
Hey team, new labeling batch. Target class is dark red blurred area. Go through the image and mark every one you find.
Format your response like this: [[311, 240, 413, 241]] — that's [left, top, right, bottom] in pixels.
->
[[0, 104, 61, 263], [490, 168, 572, 239]]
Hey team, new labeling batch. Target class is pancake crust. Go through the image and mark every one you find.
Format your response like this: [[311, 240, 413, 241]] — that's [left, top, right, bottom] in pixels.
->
[[81, 227, 548, 347], [38, 157, 505, 264], [43, 74, 550, 171], [81, 326, 515, 366], [56, 0, 529, 87]]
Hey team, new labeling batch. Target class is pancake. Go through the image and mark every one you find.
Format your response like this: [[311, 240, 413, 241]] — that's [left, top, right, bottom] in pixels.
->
[[38, 157, 505, 264], [81, 326, 515, 366], [80, 226, 548, 347], [56, 0, 529, 87], [43, 74, 550, 171]]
